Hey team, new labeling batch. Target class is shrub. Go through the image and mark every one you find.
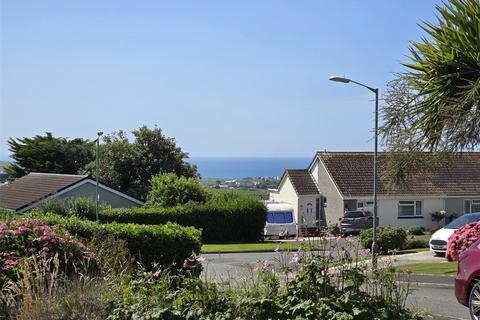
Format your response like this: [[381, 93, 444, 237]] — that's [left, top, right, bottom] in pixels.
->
[[66, 197, 97, 218], [36, 197, 68, 215], [0, 218, 94, 284], [407, 225, 424, 235], [24, 212, 202, 269], [35, 196, 111, 219], [146, 173, 208, 208], [100, 195, 266, 242], [403, 238, 429, 250], [360, 226, 408, 254], [446, 221, 480, 261]]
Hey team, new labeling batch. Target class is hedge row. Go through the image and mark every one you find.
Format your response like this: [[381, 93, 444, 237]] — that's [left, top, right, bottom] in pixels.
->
[[99, 199, 267, 242], [24, 212, 202, 269]]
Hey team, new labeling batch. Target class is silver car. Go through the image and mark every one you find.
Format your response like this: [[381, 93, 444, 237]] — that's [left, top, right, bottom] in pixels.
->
[[340, 210, 377, 235]]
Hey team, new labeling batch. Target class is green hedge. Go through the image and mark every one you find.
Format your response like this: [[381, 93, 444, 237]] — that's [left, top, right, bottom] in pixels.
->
[[97, 199, 267, 242], [24, 212, 202, 269]]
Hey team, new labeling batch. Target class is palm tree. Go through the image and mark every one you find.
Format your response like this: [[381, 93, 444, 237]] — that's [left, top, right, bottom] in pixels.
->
[[382, 0, 480, 153]]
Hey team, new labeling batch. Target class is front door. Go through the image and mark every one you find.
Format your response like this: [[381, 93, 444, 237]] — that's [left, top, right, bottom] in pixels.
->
[[303, 202, 316, 228]]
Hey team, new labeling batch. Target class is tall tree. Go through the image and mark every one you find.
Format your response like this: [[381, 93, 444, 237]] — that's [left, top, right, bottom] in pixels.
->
[[380, 0, 480, 182], [6, 133, 94, 178], [89, 126, 197, 200]]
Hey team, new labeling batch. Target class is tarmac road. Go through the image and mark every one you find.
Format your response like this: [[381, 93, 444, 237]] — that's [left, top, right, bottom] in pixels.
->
[[408, 286, 470, 320]]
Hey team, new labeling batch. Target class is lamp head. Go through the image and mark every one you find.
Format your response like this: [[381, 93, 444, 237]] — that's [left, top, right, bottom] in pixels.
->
[[329, 76, 351, 83]]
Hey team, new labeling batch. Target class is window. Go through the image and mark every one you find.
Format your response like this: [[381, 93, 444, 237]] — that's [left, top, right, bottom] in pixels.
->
[[306, 203, 313, 213], [465, 199, 480, 214], [398, 201, 422, 217], [344, 211, 368, 218], [267, 212, 294, 224], [357, 201, 373, 209]]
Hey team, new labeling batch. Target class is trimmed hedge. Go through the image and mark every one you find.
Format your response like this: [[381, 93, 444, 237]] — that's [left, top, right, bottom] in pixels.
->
[[97, 199, 267, 242], [23, 212, 202, 269]]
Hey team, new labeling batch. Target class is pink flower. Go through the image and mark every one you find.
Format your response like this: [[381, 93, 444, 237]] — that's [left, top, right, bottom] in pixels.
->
[[196, 256, 206, 263], [182, 259, 189, 268], [262, 260, 273, 269], [252, 266, 260, 273], [274, 246, 281, 252], [289, 255, 299, 264], [362, 248, 371, 255]]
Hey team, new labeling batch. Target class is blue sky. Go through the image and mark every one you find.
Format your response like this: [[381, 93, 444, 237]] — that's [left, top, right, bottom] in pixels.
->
[[0, 0, 441, 159]]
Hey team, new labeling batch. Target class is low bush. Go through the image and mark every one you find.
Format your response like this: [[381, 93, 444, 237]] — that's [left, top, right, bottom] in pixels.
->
[[404, 238, 429, 250], [24, 212, 202, 269], [446, 221, 480, 261], [360, 226, 408, 254], [0, 218, 94, 284], [36, 197, 68, 216], [407, 225, 424, 235], [99, 195, 267, 242], [35, 196, 110, 219]]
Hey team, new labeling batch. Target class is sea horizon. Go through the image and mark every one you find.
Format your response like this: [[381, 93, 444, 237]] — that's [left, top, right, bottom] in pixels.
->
[[188, 156, 312, 179]]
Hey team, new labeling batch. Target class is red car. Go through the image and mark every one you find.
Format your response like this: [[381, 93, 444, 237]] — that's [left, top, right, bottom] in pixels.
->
[[455, 238, 480, 319]]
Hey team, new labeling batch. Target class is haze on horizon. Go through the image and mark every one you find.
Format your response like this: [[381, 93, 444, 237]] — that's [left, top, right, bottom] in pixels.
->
[[1, 0, 441, 160]]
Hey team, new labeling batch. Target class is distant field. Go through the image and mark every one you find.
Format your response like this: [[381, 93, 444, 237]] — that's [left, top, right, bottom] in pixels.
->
[[207, 187, 269, 199], [0, 160, 10, 171]]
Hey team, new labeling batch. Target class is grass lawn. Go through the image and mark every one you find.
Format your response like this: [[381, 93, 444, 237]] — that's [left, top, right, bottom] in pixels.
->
[[202, 242, 431, 254], [202, 241, 311, 253], [395, 261, 457, 276]]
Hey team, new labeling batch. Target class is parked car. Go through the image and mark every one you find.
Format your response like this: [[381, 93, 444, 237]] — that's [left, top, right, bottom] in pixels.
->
[[339, 210, 377, 235], [429, 212, 480, 255], [455, 237, 480, 319], [264, 202, 297, 239]]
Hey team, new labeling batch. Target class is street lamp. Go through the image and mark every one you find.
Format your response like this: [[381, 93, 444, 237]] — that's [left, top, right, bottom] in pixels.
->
[[329, 75, 379, 268], [95, 131, 103, 222]]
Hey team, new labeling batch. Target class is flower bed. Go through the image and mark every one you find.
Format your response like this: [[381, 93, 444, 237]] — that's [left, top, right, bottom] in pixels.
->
[[0, 218, 94, 282]]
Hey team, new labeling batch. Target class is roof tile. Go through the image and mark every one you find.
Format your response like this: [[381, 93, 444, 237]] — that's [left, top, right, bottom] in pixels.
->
[[318, 152, 480, 197], [0, 173, 88, 211], [285, 169, 319, 195]]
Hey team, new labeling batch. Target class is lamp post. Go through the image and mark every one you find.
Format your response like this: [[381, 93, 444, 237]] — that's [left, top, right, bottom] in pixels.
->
[[329, 76, 379, 268], [95, 131, 103, 222]]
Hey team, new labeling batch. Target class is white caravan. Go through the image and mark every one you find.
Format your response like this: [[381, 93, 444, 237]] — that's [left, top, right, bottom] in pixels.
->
[[264, 202, 297, 239]]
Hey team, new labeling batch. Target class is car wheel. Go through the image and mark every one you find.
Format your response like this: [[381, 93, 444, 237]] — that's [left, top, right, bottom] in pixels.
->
[[469, 281, 480, 319]]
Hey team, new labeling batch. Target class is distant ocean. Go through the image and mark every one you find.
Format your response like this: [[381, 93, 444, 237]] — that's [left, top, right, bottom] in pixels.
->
[[188, 157, 312, 179]]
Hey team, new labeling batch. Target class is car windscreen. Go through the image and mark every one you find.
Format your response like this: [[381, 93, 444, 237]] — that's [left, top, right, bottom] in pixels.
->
[[344, 211, 365, 218], [445, 214, 480, 229], [267, 211, 294, 224]]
